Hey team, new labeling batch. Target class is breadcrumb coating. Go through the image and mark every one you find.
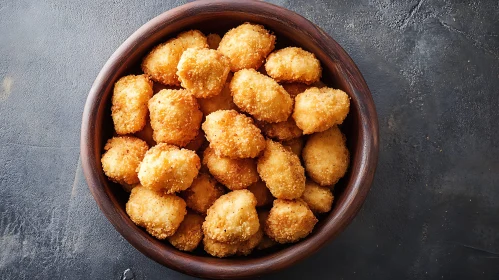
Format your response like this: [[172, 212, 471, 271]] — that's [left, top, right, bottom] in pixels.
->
[[247, 180, 274, 207], [207, 33, 222, 49], [203, 228, 263, 258], [180, 173, 225, 215], [301, 180, 334, 214], [265, 47, 322, 84], [167, 212, 204, 251], [197, 81, 237, 115]]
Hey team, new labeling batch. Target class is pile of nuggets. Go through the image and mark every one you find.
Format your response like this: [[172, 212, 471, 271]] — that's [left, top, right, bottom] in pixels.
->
[[101, 22, 351, 258]]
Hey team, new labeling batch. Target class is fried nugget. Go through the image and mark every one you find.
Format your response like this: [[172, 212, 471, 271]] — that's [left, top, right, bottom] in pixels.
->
[[148, 89, 203, 146], [177, 48, 230, 98], [265, 199, 317, 244], [184, 130, 206, 152], [265, 47, 321, 84], [203, 228, 263, 258], [134, 118, 156, 147], [203, 190, 259, 243], [230, 69, 293, 123], [101, 136, 148, 187], [282, 137, 305, 157], [203, 147, 259, 190], [202, 110, 266, 159], [257, 139, 305, 200], [111, 75, 153, 134], [142, 30, 208, 85], [138, 143, 200, 193], [259, 117, 302, 141], [293, 87, 350, 134], [197, 82, 237, 115], [167, 212, 204, 251], [180, 173, 225, 215], [256, 210, 277, 250], [207, 33, 222, 49], [281, 82, 310, 99], [218, 22, 275, 71], [126, 185, 187, 239], [301, 180, 334, 214], [247, 180, 274, 207], [302, 126, 349, 186]]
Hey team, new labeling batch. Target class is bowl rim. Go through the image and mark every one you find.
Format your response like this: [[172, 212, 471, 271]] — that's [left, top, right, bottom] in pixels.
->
[[80, 0, 379, 278]]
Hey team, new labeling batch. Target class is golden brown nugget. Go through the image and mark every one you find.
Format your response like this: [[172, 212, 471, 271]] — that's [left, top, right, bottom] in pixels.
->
[[265, 199, 317, 244], [180, 173, 225, 215], [257, 139, 306, 200], [203, 228, 263, 258], [207, 33, 222, 49], [111, 75, 153, 134], [265, 47, 322, 84], [142, 30, 208, 85], [256, 210, 277, 250], [230, 69, 293, 123], [282, 137, 305, 157], [202, 110, 266, 159], [148, 89, 203, 147], [281, 82, 310, 99], [302, 126, 349, 186], [101, 136, 148, 187], [184, 130, 206, 152], [126, 185, 187, 239], [293, 87, 350, 134], [218, 22, 276, 71], [177, 48, 230, 98], [167, 212, 204, 252], [259, 117, 302, 141], [203, 147, 259, 190], [134, 118, 156, 147], [301, 180, 334, 214], [197, 82, 238, 115], [247, 180, 274, 207], [138, 143, 201, 193], [203, 190, 259, 243]]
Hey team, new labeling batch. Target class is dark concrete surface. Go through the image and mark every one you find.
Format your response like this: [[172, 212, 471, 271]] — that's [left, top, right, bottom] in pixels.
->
[[0, 0, 498, 279]]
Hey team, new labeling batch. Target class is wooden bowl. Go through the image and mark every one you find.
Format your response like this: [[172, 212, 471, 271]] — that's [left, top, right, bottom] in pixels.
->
[[80, 0, 379, 278]]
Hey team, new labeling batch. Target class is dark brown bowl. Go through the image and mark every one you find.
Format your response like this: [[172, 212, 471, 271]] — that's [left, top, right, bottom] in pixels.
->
[[80, 0, 379, 278]]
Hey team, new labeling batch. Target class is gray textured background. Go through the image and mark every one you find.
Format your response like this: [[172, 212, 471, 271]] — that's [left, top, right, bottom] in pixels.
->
[[1, 0, 498, 279]]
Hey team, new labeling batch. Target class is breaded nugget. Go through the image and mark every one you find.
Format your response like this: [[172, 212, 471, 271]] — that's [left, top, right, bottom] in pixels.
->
[[293, 87, 350, 134], [218, 22, 275, 71], [230, 69, 293, 123], [177, 48, 230, 98], [282, 137, 305, 157], [197, 82, 238, 115], [101, 136, 148, 187], [138, 143, 200, 193], [203, 190, 259, 243], [142, 30, 208, 85], [207, 33, 222, 50], [247, 180, 274, 207], [302, 126, 349, 186], [148, 89, 203, 146], [180, 173, 224, 215], [167, 212, 204, 252], [134, 118, 156, 147], [259, 117, 302, 141], [111, 75, 153, 134], [202, 110, 266, 158], [265, 199, 317, 244], [126, 185, 187, 239], [203, 228, 263, 258], [301, 180, 334, 214], [257, 139, 305, 200], [203, 147, 259, 190], [184, 130, 206, 152], [257, 210, 277, 250], [281, 82, 310, 99], [265, 47, 321, 84]]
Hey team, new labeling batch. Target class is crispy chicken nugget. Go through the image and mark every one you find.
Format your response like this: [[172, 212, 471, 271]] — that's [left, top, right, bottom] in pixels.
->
[[184, 130, 206, 152], [203, 228, 263, 258], [247, 180, 274, 207], [265, 47, 322, 84], [230, 69, 293, 123], [281, 82, 310, 99], [265, 199, 317, 244], [203, 190, 260, 243], [142, 30, 208, 85], [180, 173, 225, 215], [138, 143, 201, 193], [134, 118, 156, 147], [177, 48, 230, 98], [257, 210, 277, 250], [258, 117, 302, 141], [126, 185, 187, 239], [203, 147, 259, 190], [301, 180, 334, 214], [111, 75, 153, 134], [257, 139, 306, 200], [202, 110, 266, 159], [148, 89, 203, 147], [282, 137, 305, 157], [207, 33, 222, 49], [218, 22, 275, 71], [197, 82, 238, 115], [302, 126, 349, 186], [293, 87, 350, 134], [101, 136, 148, 187], [167, 212, 204, 252]]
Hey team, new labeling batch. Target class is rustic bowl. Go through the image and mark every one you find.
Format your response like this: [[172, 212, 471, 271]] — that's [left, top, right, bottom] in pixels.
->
[[80, 0, 379, 278]]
